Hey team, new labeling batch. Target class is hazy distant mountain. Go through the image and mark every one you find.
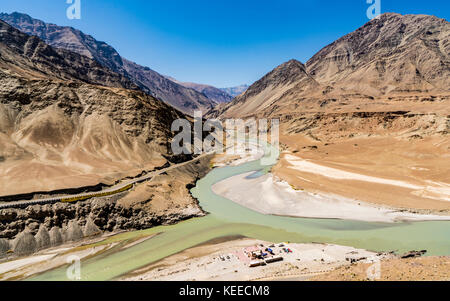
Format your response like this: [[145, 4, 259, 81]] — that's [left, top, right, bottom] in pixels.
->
[[211, 13, 450, 120], [166, 77, 233, 103], [0, 12, 216, 115], [0, 19, 188, 196], [209, 59, 319, 118], [220, 85, 249, 98]]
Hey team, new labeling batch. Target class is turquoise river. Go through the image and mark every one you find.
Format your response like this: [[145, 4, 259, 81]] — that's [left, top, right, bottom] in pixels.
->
[[31, 144, 450, 280]]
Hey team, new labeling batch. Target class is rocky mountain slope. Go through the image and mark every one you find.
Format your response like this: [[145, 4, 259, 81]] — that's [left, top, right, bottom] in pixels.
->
[[167, 77, 233, 103], [0, 24, 137, 91], [209, 59, 320, 118], [212, 13, 450, 120], [0, 12, 216, 114], [0, 19, 188, 198], [210, 13, 450, 133], [307, 13, 450, 96]]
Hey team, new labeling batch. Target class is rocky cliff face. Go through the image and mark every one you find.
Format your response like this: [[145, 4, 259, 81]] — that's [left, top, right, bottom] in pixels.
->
[[0, 12, 217, 115]]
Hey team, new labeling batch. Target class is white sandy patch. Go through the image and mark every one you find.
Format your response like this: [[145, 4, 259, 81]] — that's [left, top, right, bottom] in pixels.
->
[[212, 172, 450, 223], [416, 181, 450, 202], [296, 175, 313, 183], [0, 254, 57, 274], [284, 154, 421, 189], [284, 154, 450, 202]]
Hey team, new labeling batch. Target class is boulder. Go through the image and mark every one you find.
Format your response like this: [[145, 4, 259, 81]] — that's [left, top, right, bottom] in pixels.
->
[[401, 250, 427, 259]]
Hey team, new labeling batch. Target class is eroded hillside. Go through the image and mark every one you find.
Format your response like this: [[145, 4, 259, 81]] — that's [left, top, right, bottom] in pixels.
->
[[0, 19, 187, 197]]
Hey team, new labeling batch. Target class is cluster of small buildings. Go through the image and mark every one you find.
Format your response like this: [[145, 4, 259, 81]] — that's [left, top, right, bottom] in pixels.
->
[[213, 242, 295, 269], [245, 243, 292, 268]]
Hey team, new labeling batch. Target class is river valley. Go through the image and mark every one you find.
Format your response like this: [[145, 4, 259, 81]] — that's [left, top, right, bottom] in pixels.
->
[[17, 143, 450, 281]]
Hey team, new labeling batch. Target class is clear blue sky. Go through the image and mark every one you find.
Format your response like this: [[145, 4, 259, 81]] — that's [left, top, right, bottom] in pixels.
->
[[1, 0, 448, 87]]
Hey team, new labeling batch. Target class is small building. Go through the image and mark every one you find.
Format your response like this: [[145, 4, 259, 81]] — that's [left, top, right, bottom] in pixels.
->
[[249, 260, 264, 268], [265, 256, 284, 264]]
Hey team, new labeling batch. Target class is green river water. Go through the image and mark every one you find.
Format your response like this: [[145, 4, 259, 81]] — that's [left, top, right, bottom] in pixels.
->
[[31, 144, 450, 281]]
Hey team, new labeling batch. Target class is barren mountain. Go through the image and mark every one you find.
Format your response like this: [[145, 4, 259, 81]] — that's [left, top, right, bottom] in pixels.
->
[[167, 77, 232, 103], [0, 12, 216, 114], [213, 13, 450, 120], [307, 13, 450, 95], [211, 13, 450, 212], [121, 59, 217, 113], [306, 13, 450, 98], [0, 19, 188, 197], [208, 59, 320, 118], [220, 85, 249, 98]]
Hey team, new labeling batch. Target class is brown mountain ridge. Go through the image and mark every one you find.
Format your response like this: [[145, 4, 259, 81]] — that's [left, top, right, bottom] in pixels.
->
[[211, 13, 450, 120], [0, 19, 189, 197], [0, 12, 217, 115]]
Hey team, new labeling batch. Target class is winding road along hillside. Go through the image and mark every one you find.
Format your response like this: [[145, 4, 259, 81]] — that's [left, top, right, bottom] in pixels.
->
[[0, 154, 210, 210]]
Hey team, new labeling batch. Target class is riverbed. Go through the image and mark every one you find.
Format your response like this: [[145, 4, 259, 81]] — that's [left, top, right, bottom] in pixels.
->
[[29, 144, 450, 281]]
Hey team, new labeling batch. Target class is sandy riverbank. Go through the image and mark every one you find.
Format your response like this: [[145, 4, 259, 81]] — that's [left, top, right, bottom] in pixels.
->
[[209, 135, 450, 222], [212, 171, 450, 223], [0, 232, 157, 280], [312, 256, 450, 281], [283, 153, 450, 202], [274, 135, 450, 213], [120, 238, 385, 281]]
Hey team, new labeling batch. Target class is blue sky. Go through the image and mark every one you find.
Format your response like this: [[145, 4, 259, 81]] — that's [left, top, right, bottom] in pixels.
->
[[1, 0, 449, 87]]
